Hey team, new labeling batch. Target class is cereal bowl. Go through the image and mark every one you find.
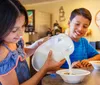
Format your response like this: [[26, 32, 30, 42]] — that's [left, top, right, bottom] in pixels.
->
[[89, 61, 100, 70], [56, 69, 90, 83]]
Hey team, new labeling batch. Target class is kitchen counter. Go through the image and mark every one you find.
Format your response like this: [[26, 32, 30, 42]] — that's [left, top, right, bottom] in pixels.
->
[[42, 67, 100, 85]]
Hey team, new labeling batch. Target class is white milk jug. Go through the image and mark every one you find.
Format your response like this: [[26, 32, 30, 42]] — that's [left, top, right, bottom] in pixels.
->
[[32, 33, 74, 71]]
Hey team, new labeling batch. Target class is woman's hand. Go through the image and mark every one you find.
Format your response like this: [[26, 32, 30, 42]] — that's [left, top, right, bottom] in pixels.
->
[[25, 37, 50, 57], [43, 50, 65, 72]]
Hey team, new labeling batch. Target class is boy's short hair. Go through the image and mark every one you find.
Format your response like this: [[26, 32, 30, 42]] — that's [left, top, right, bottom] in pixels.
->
[[70, 8, 92, 24]]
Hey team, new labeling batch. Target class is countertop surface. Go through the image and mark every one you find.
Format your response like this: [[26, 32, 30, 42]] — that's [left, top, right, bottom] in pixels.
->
[[42, 67, 100, 85]]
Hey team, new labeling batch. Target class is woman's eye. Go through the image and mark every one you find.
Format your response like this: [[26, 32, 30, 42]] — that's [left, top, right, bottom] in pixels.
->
[[12, 30, 17, 33], [12, 27, 18, 33]]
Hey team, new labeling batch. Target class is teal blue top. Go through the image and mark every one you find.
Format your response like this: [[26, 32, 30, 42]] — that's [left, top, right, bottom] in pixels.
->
[[61, 38, 99, 68], [0, 39, 31, 84]]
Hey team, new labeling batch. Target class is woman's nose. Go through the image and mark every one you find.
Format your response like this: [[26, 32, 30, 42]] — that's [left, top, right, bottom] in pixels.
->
[[17, 29, 23, 36]]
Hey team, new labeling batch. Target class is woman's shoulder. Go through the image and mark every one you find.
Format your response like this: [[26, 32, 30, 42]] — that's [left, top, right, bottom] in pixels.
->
[[0, 45, 19, 76], [0, 43, 17, 61], [0, 45, 9, 62]]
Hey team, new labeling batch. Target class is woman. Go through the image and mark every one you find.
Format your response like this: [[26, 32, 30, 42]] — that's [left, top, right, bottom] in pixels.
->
[[0, 0, 65, 85]]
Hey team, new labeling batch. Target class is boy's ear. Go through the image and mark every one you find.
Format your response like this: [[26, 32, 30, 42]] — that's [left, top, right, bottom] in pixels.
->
[[68, 20, 70, 24], [68, 20, 70, 27]]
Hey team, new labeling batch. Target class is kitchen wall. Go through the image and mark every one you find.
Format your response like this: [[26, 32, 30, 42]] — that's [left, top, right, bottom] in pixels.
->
[[23, 0, 100, 42]]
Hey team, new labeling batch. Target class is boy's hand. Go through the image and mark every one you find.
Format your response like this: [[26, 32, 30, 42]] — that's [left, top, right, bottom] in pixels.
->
[[72, 60, 92, 68], [72, 61, 83, 68], [81, 59, 92, 67]]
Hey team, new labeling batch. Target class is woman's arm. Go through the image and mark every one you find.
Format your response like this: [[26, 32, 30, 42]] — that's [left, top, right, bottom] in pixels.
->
[[21, 51, 65, 85], [24, 37, 49, 57], [24, 45, 39, 57], [0, 51, 65, 85], [0, 70, 19, 85]]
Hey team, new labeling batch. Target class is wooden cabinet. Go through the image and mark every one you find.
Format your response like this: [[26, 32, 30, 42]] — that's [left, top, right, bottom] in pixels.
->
[[35, 10, 52, 38]]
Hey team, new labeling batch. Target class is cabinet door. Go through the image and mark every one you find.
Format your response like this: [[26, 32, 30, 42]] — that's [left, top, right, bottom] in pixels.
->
[[35, 10, 52, 38]]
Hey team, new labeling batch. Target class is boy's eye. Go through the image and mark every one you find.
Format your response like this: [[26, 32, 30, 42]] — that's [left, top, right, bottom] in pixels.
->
[[76, 24, 79, 25], [83, 26, 88, 29], [83, 24, 89, 28], [75, 23, 80, 26]]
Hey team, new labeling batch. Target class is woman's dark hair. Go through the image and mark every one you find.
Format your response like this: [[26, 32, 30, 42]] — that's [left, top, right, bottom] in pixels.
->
[[70, 8, 92, 24], [0, 0, 28, 44]]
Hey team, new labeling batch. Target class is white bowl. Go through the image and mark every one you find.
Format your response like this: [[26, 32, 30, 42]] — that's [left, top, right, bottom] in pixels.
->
[[89, 61, 100, 70], [56, 69, 90, 83]]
